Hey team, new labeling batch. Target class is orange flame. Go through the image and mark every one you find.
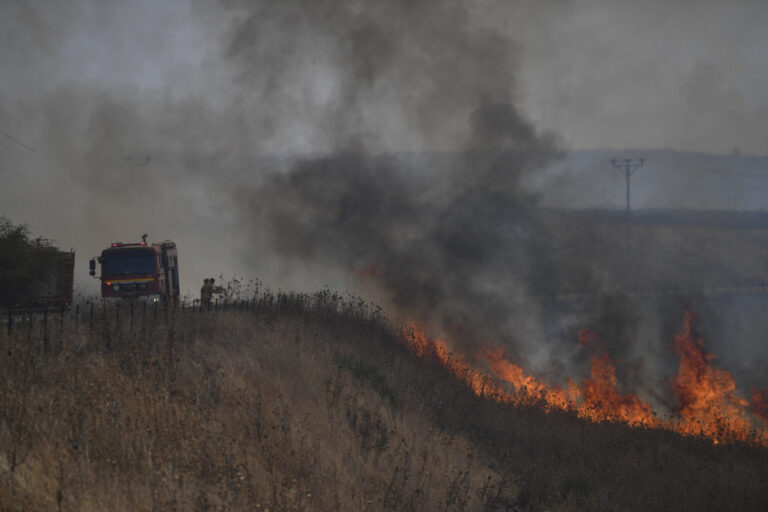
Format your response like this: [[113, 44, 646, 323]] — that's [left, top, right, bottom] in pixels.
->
[[750, 388, 768, 424], [483, 347, 580, 410], [403, 311, 768, 447], [405, 324, 501, 399], [580, 353, 657, 427], [671, 311, 756, 443]]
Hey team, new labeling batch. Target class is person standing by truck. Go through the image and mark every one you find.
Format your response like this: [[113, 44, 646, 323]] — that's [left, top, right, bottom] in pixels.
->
[[200, 278, 224, 308], [208, 278, 224, 305], [201, 278, 212, 308]]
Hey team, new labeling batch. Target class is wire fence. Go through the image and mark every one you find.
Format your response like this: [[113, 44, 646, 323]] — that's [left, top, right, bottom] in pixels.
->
[[3, 298, 236, 336], [1, 289, 389, 352]]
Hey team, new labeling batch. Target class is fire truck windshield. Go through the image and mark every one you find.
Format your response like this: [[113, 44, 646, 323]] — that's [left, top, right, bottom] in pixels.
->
[[102, 249, 155, 276]]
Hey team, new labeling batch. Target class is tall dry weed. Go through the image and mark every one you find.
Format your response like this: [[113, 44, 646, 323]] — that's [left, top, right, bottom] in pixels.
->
[[0, 291, 766, 511]]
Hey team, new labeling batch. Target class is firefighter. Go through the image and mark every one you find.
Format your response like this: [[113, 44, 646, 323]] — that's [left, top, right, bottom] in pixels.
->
[[201, 278, 212, 308], [209, 278, 225, 296]]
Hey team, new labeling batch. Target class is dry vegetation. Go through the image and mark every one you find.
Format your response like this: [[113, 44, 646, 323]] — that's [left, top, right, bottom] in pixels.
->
[[1, 291, 767, 511]]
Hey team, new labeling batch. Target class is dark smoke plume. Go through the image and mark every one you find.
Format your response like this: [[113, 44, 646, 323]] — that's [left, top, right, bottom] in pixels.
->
[[225, 0, 563, 363]]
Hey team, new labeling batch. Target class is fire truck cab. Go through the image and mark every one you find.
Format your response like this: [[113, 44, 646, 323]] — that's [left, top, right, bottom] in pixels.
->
[[90, 236, 180, 304]]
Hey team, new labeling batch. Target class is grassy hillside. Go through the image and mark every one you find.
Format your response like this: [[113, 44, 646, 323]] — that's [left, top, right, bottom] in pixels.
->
[[1, 293, 767, 511]]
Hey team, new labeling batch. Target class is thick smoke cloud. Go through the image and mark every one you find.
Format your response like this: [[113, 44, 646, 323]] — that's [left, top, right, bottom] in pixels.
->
[[242, 151, 552, 352], [2, 0, 767, 405], [218, 0, 571, 155], [224, 0, 565, 361]]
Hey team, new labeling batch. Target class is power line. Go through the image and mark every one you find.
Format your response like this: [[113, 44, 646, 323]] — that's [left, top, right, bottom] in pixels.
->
[[0, 166, 27, 179], [0, 128, 39, 154]]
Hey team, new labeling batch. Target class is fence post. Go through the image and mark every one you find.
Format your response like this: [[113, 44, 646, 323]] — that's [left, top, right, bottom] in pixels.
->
[[59, 303, 65, 350], [167, 303, 175, 344], [27, 306, 33, 341], [6, 304, 11, 336], [104, 301, 111, 351], [43, 308, 49, 351]]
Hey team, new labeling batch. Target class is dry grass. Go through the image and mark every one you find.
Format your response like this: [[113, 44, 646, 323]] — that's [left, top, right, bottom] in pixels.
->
[[0, 295, 513, 511], [1, 291, 767, 511]]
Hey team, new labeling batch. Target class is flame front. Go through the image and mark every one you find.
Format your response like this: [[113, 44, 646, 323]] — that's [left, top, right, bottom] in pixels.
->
[[580, 353, 657, 427], [483, 347, 580, 411], [404, 311, 768, 447], [670, 311, 759, 444]]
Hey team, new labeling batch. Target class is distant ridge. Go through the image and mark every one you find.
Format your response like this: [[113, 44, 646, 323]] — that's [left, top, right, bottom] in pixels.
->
[[549, 208, 768, 229], [537, 148, 768, 211]]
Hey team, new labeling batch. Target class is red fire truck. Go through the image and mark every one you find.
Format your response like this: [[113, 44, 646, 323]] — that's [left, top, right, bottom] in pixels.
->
[[90, 235, 180, 304]]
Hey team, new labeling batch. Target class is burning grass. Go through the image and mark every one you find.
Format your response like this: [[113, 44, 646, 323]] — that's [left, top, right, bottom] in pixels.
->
[[406, 311, 768, 447], [0, 291, 767, 511]]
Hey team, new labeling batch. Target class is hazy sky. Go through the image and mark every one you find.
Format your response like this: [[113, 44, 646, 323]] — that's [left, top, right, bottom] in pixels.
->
[[508, 0, 768, 153], [2, 0, 767, 154]]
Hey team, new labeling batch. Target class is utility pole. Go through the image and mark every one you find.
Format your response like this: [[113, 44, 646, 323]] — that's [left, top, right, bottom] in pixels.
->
[[610, 157, 645, 287], [611, 158, 645, 220]]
